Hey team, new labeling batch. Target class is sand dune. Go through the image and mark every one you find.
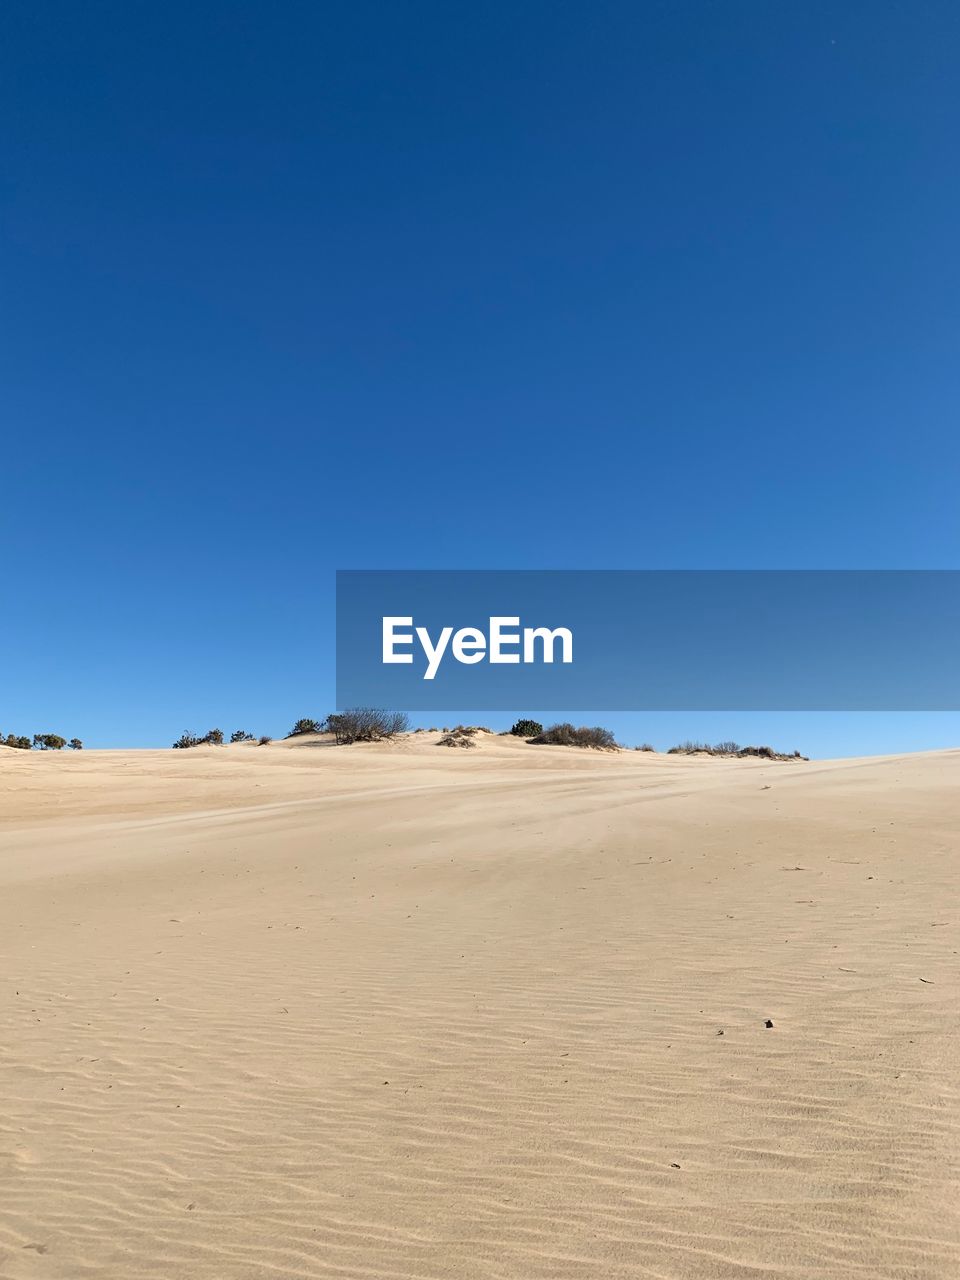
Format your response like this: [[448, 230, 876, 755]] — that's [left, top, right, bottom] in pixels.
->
[[1, 734, 958, 1278]]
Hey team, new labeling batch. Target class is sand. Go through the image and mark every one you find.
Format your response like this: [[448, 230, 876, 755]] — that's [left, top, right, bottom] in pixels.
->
[[1, 733, 958, 1279]]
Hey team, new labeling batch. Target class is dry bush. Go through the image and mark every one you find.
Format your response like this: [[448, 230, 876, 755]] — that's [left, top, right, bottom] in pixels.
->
[[530, 723, 618, 750], [438, 731, 477, 748], [326, 707, 409, 745], [635, 743, 656, 752]]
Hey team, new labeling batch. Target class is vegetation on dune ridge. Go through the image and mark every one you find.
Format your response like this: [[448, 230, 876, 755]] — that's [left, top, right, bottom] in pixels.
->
[[437, 724, 493, 747], [1, 731, 81, 750], [509, 718, 543, 738], [159, 717, 805, 757], [288, 718, 323, 737], [667, 740, 807, 760], [285, 711, 410, 743], [173, 728, 225, 749], [325, 708, 409, 744], [438, 727, 478, 748], [0, 716, 802, 758], [530, 723, 619, 750]]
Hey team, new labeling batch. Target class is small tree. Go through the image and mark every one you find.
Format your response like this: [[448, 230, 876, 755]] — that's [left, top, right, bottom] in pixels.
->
[[510, 718, 543, 738], [204, 728, 224, 745], [288, 718, 322, 737], [68, 738, 83, 750], [34, 733, 67, 750]]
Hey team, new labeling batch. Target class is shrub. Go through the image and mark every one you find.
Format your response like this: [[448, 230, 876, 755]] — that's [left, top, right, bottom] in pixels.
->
[[326, 708, 409, 745], [230, 730, 255, 743], [510, 718, 543, 738], [288, 718, 322, 737], [3, 733, 32, 750], [530, 723, 617, 750], [68, 738, 83, 750], [258, 735, 272, 745], [33, 733, 67, 750], [173, 731, 201, 749], [635, 743, 656, 752], [438, 725, 481, 747], [204, 728, 224, 745]]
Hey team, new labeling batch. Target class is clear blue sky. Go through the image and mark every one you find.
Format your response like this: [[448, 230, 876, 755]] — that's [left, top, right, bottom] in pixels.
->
[[3, 1, 958, 754]]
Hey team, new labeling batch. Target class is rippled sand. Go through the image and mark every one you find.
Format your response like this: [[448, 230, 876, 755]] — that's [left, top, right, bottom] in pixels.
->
[[1, 734, 957, 1278]]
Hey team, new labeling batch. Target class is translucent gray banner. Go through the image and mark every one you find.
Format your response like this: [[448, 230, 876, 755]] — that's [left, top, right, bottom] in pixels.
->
[[336, 571, 960, 710]]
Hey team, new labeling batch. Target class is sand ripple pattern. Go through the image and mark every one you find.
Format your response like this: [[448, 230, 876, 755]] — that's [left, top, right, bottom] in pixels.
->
[[1, 743, 958, 1277]]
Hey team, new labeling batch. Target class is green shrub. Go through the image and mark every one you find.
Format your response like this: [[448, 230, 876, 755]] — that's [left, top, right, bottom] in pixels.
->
[[68, 738, 83, 750], [288, 718, 322, 737], [510, 718, 543, 738], [33, 733, 67, 750]]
